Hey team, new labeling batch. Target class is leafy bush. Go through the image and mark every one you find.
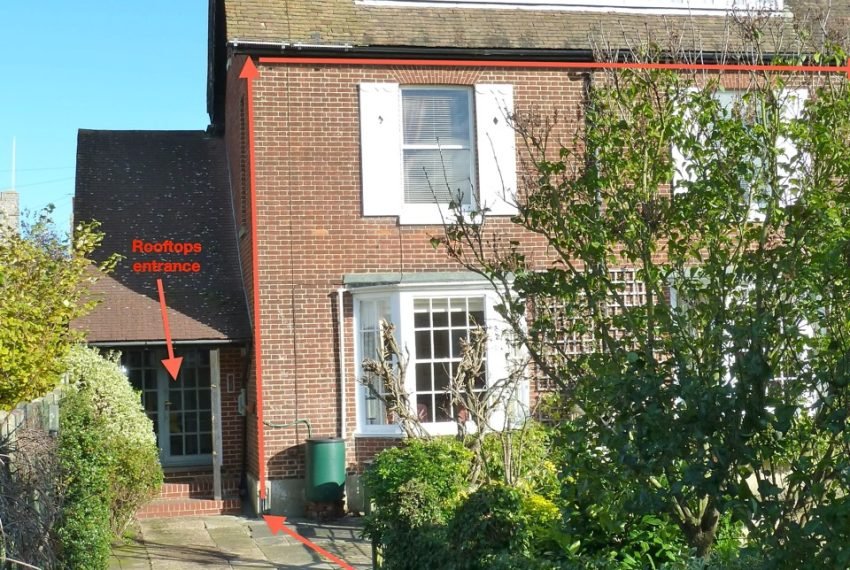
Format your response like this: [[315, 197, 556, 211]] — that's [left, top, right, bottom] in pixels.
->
[[56, 389, 113, 569], [56, 346, 162, 568], [364, 438, 471, 570], [63, 345, 162, 534], [0, 212, 116, 410], [554, 419, 692, 569], [479, 421, 558, 497], [448, 483, 534, 568]]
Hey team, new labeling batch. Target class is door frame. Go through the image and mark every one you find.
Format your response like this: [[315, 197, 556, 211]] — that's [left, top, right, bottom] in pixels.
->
[[155, 348, 218, 468]]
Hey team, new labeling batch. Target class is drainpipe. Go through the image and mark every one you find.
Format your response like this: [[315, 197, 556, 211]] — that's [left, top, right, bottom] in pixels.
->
[[337, 287, 347, 439]]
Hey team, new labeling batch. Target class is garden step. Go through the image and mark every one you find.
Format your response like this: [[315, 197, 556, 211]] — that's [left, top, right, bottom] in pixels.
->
[[157, 477, 240, 499], [135, 497, 242, 519]]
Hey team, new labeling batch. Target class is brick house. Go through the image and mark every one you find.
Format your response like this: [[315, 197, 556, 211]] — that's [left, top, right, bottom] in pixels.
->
[[75, 0, 847, 517]]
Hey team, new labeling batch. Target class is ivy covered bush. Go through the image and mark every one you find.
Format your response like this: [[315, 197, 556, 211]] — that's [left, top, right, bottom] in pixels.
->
[[56, 346, 162, 568]]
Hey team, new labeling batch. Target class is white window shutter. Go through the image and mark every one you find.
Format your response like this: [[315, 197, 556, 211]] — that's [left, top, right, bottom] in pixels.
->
[[360, 83, 402, 216], [672, 87, 700, 195], [475, 84, 517, 216], [777, 88, 808, 207]]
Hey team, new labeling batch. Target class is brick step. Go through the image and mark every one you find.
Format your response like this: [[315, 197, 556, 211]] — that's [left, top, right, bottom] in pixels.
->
[[158, 478, 240, 499], [136, 497, 242, 519]]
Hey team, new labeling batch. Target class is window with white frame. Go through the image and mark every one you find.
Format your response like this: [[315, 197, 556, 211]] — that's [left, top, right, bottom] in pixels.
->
[[357, 0, 783, 14], [359, 297, 393, 426], [672, 87, 808, 220], [354, 286, 521, 436], [413, 296, 487, 423], [360, 83, 517, 224], [402, 87, 475, 207]]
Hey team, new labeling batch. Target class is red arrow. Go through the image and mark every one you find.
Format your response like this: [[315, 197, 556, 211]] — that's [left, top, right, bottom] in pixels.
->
[[156, 278, 183, 380], [240, 56, 267, 501], [262, 516, 354, 569]]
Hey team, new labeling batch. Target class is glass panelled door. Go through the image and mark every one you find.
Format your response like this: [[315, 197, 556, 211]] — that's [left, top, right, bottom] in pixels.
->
[[123, 348, 214, 466], [165, 351, 213, 461]]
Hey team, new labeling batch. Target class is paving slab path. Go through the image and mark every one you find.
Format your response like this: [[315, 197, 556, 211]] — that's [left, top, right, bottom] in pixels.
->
[[109, 515, 373, 570]]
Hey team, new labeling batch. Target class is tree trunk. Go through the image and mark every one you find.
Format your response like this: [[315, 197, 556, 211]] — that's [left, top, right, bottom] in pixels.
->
[[681, 506, 720, 558]]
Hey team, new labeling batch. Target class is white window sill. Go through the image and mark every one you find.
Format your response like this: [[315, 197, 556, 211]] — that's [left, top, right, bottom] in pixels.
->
[[353, 424, 463, 438], [354, 429, 404, 438]]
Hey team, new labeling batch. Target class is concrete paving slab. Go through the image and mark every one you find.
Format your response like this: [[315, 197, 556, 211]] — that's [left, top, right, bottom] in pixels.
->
[[109, 515, 373, 569]]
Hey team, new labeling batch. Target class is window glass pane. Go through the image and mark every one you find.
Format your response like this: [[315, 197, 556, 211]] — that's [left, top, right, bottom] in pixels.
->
[[417, 394, 434, 423], [414, 310, 430, 328], [128, 351, 141, 367], [199, 433, 213, 455], [450, 308, 468, 328], [185, 436, 198, 456], [433, 330, 450, 358], [435, 393, 452, 422], [359, 297, 392, 427], [170, 412, 183, 434], [451, 329, 467, 358], [170, 436, 183, 456], [128, 370, 142, 390], [402, 89, 470, 146], [416, 363, 433, 392], [434, 363, 451, 391], [403, 149, 472, 204], [469, 310, 486, 327], [415, 330, 432, 359]]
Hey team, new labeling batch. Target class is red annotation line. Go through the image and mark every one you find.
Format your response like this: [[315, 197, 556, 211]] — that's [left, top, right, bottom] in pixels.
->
[[258, 56, 850, 78], [156, 278, 183, 380], [263, 516, 355, 570], [240, 57, 267, 503]]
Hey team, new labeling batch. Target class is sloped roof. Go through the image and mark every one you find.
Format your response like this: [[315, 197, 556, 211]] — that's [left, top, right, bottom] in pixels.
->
[[222, 0, 849, 53], [73, 130, 250, 344]]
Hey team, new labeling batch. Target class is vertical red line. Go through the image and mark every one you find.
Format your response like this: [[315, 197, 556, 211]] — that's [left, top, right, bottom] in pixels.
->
[[245, 64, 267, 502]]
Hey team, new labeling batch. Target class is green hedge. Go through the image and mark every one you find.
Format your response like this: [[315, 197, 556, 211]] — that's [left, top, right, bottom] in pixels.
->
[[55, 346, 163, 569], [56, 389, 114, 569]]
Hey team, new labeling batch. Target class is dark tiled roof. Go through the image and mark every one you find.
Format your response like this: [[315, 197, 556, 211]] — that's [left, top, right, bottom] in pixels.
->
[[73, 130, 250, 344], [222, 0, 849, 53]]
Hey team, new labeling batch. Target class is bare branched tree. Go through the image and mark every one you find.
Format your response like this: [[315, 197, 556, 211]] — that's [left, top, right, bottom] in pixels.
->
[[0, 425, 62, 570], [446, 326, 533, 486], [361, 321, 431, 440]]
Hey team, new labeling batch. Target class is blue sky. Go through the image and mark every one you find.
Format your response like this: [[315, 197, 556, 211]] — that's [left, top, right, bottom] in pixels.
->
[[0, 1, 210, 234]]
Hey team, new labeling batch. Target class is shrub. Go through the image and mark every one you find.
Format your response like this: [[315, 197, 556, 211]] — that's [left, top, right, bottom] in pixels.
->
[[56, 346, 162, 568], [479, 421, 558, 497], [63, 345, 162, 534], [364, 438, 472, 570], [448, 483, 533, 568], [56, 388, 113, 569]]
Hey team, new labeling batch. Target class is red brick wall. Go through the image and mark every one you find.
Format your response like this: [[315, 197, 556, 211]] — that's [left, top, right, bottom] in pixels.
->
[[224, 62, 586, 479], [218, 346, 246, 478]]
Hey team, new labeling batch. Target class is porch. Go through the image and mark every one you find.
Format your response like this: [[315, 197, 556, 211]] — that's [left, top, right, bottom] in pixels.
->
[[118, 345, 248, 518]]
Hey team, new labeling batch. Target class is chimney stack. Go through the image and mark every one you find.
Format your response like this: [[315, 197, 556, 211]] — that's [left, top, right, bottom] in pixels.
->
[[0, 191, 19, 237]]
